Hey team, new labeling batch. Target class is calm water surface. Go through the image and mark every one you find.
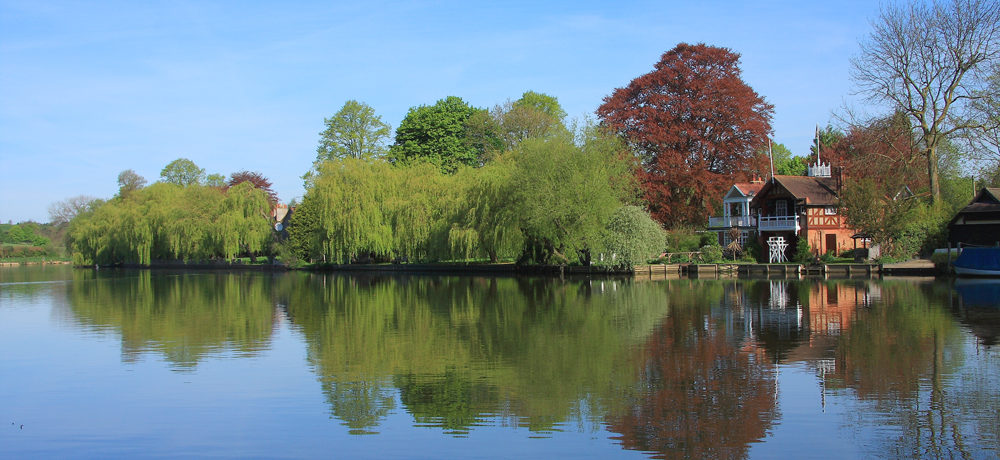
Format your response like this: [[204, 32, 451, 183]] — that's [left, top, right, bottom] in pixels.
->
[[1, 266, 998, 459]]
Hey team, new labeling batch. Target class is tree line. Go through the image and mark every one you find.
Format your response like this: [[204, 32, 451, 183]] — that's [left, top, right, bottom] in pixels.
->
[[289, 113, 664, 268], [57, 0, 1000, 264], [66, 162, 278, 265]]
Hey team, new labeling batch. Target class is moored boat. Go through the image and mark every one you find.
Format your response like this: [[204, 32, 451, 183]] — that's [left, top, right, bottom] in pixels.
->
[[953, 247, 1000, 276]]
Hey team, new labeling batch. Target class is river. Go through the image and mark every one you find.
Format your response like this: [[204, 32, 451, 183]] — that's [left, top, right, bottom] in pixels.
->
[[1, 265, 997, 458]]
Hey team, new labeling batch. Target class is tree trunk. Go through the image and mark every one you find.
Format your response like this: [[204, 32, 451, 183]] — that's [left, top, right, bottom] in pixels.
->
[[927, 142, 940, 205]]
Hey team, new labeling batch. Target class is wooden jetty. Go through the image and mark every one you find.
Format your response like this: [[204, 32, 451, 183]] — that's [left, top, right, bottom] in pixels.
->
[[634, 263, 881, 279]]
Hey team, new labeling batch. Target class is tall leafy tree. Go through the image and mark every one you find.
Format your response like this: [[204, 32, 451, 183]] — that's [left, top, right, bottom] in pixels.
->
[[389, 96, 482, 174], [597, 43, 773, 227], [465, 91, 569, 160], [766, 142, 807, 176], [316, 100, 391, 164], [159, 158, 205, 186], [851, 0, 1000, 204]]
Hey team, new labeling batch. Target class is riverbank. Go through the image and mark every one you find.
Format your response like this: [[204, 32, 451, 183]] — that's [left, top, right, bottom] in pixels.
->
[[58, 258, 953, 279]]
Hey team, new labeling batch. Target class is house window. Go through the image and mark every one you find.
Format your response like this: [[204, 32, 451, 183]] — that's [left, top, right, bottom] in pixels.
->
[[775, 200, 787, 216], [825, 206, 837, 215]]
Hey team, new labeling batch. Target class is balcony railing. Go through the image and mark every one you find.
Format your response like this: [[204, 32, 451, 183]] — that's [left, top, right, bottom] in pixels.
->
[[708, 215, 756, 228], [758, 215, 800, 232]]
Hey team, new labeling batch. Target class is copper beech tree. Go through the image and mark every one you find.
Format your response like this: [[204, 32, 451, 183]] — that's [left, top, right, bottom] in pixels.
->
[[598, 43, 773, 227]]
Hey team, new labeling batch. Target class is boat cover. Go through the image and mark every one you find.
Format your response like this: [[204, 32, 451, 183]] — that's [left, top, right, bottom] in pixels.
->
[[954, 247, 1000, 271]]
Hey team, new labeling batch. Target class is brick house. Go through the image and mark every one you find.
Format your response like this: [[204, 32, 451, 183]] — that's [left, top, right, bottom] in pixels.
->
[[747, 162, 857, 259]]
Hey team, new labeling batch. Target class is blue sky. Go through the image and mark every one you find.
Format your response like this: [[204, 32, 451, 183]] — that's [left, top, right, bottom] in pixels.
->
[[0, 0, 880, 223]]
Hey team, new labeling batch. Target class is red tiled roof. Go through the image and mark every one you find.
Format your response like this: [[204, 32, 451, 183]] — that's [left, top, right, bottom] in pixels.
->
[[733, 182, 765, 196]]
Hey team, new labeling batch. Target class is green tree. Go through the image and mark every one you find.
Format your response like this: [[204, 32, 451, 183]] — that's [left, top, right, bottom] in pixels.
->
[[317, 100, 391, 162], [510, 125, 633, 265], [390, 96, 483, 174], [767, 142, 808, 176], [205, 173, 226, 187], [839, 177, 919, 259], [465, 91, 569, 160], [159, 158, 205, 186], [601, 205, 666, 269], [216, 181, 273, 261]]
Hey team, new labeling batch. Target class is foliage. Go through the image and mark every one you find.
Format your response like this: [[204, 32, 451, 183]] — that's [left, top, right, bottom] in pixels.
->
[[794, 237, 812, 263], [0, 223, 50, 246], [317, 100, 391, 161], [597, 42, 773, 227], [892, 204, 951, 259], [768, 142, 808, 176], [289, 123, 637, 266], [464, 91, 569, 160], [205, 173, 226, 187], [743, 238, 763, 263], [825, 112, 926, 191], [699, 244, 723, 263], [160, 158, 206, 186], [67, 180, 273, 265], [227, 170, 278, 205], [509, 127, 633, 265], [851, 0, 1000, 203], [116, 169, 147, 197], [839, 177, 921, 259], [600, 205, 666, 269], [389, 96, 483, 174], [664, 228, 703, 252]]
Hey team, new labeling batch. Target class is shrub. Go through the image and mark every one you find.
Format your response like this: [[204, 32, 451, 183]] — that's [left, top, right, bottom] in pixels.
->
[[601, 206, 666, 269], [794, 238, 812, 263], [700, 245, 723, 263], [699, 232, 720, 247], [665, 227, 702, 252], [743, 238, 763, 263]]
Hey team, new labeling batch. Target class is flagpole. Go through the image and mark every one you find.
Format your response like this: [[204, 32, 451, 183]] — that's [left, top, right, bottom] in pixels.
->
[[815, 124, 821, 165], [768, 138, 775, 180]]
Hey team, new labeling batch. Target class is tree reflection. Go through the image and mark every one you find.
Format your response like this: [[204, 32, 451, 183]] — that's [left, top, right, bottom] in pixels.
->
[[827, 281, 1000, 458], [607, 281, 778, 460], [65, 270, 276, 368], [282, 274, 671, 435]]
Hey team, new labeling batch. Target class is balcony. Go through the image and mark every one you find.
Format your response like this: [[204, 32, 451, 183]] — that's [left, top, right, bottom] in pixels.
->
[[758, 215, 800, 233], [708, 215, 756, 228]]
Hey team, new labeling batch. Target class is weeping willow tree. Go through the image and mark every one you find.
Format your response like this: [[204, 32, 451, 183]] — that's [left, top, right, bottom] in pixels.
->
[[68, 181, 274, 265], [454, 158, 524, 263], [290, 122, 647, 266], [216, 181, 272, 261], [307, 159, 397, 263]]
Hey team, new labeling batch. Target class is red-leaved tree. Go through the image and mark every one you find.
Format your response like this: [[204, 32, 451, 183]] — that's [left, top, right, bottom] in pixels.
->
[[597, 43, 773, 227], [227, 170, 278, 205]]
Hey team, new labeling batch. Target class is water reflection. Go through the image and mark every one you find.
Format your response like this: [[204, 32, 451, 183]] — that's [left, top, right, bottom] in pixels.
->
[[282, 275, 671, 435], [43, 269, 999, 458], [65, 270, 278, 369], [607, 281, 778, 460]]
